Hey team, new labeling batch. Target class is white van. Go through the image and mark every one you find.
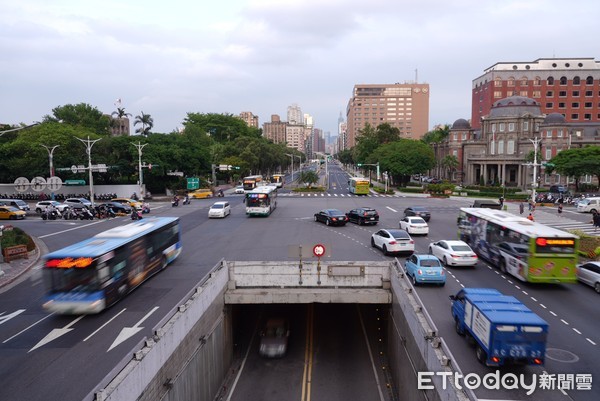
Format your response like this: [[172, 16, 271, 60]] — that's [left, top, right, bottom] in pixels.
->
[[0, 199, 30, 211], [576, 197, 600, 213]]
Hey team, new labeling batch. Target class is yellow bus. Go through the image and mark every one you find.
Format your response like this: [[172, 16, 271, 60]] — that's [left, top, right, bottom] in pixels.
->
[[348, 177, 370, 195]]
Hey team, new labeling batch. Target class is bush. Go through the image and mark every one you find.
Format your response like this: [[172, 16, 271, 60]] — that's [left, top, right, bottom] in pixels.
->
[[372, 187, 395, 194], [292, 186, 325, 193], [1, 227, 35, 252]]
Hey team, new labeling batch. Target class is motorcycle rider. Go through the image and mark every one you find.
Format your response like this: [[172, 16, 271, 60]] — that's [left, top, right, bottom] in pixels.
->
[[218, 189, 224, 197], [172, 195, 179, 207]]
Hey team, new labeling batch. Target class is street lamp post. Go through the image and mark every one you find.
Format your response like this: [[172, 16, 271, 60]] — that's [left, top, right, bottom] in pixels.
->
[[132, 142, 148, 200], [0, 122, 41, 137], [76, 136, 101, 206], [528, 137, 541, 205], [41, 144, 60, 200]]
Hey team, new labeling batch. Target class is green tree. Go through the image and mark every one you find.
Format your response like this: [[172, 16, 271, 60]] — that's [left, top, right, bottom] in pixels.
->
[[353, 123, 379, 164], [548, 146, 600, 191], [421, 124, 450, 144], [111, 107, 132, 119], [376, 123, 400, 144], [440, 155, 459, 180], [134, 112, 154, 136], [299, 170, 319, 188], [337, 149, 354, 165], [370, 139, 435, 186], [44, 103, 110, 135]]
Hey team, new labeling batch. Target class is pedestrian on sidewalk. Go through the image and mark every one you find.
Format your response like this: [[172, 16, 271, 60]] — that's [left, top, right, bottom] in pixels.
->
[[528, 200, 533, 212], [557, 203, 563, 217], [499, 196, 504, 208], [593, 211, 600, 232], [519, 202, 524, 215]]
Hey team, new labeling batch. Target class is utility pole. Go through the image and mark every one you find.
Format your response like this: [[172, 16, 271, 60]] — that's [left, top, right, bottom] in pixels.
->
[[41, 144, 59, 200], [286, 154, 295, 182], [528, 137, 542, 205], [76, 136, 101, 206], [132, 142, 148, 200]]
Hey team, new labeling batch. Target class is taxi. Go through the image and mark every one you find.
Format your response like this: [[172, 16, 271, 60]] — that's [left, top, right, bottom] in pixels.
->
[[0, 205, 26, 220], [189, 188, 213, 199], [111, 197, 143, 210]]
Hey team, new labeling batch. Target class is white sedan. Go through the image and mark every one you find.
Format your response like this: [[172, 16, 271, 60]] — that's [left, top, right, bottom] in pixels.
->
[[428, 240, 478, 267], [399, 216, 429, 235], [371, 229, 415, 256]]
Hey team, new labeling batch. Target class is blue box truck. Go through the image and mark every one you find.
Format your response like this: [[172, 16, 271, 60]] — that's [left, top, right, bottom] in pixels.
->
[[449, 288, 548, 367]]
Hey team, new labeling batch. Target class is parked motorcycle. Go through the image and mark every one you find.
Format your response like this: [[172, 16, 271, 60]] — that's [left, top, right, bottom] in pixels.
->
[[41, 208, 61, 220], [79, 207, 94, 220]]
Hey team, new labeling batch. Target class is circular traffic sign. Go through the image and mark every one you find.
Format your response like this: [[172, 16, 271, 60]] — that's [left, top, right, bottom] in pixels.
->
[[13, 177, 30, 193], [313, 244, 326, 257], [30, 176, 47, 192], [47, 176, 63, 192]]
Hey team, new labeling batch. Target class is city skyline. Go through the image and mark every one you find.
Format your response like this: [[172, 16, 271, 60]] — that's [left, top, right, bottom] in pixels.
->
[[1, 0, 599, 136]]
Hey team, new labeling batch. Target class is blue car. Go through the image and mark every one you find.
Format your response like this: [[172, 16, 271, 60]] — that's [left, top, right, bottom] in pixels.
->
[[404, 254, 446, 286]]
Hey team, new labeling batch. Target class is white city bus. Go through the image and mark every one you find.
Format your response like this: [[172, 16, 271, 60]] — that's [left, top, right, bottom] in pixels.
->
[[242, 175, 264, 191], [246, 185, 278, 216], [271, 174, 286, 188]]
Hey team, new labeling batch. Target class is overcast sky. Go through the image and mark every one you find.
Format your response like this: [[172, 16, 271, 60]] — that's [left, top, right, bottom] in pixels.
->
[[1, 0, 598, 136]]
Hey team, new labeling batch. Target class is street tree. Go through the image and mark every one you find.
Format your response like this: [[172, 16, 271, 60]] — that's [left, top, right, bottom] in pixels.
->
[[440, 155, 459, 181], [134, 112, 154, 136], [299, 170, 319, 188], [369, 139, 435, 186], [44, 103, 110, 135]]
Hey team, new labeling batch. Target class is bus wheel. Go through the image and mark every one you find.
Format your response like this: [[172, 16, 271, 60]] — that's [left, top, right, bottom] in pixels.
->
[[476, 345, 487, 365], [499, 259, 507, 274]]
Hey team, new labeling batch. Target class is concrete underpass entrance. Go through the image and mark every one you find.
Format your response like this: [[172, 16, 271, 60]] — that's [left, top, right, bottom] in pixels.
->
[[92, 260, 471, 401]]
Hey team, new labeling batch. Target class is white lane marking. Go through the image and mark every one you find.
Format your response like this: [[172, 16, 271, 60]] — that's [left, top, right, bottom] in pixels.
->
[[84, 308, 127, 341], [560, 319, 569, 325], [540, 304, 547, 309], [39, 220, 106, 238], [108, 306, 159, 351], [386, 206, 397, 213], [30, 315, 85, 352], [573, 328, 582, 335], [586, 338, 597, 345], [549, 311, 557, 317], [530, 296, 537, 302], [3, 313, 54, 343]]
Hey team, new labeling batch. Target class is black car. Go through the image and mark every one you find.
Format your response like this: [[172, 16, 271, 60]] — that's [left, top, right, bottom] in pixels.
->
[[403, 206, 431, 222], [347, 207, 379, 225], [97, 201, 132, 214], [314, 209, 348, 226]]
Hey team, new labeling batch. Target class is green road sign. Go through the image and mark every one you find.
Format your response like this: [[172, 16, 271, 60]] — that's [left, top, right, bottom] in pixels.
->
[[187, 177, 200, 190]]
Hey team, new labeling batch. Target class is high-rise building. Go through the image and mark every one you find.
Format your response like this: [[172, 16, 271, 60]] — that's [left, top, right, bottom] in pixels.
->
[[287, 104, 303, 125], [286, 124, 305, 152], [345, 83, 430, 148], [472, 57, 600, 130], [262, 115, 287, 144], [239, 111, 259, 128]]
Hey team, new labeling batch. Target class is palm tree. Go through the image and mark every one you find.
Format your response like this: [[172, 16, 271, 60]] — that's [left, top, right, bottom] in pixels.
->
[[111, 107, 132, 119], [441, 155, 459, 181], [134, 112, 154, 136]]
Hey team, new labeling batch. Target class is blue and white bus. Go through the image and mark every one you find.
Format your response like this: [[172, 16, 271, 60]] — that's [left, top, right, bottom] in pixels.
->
[[246, 185, 278, 216], [43, 217, 182, 314]]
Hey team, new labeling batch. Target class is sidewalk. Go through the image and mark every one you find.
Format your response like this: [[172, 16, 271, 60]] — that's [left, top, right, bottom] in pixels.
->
[[0, 236, 44, 292]]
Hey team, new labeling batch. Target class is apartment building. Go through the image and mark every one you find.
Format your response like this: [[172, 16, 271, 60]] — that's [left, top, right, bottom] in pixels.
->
[[345, 82, 430, 148], [262, 115, 287, 144], [239, 111, 259, 128], [472, 57, 600, 130]]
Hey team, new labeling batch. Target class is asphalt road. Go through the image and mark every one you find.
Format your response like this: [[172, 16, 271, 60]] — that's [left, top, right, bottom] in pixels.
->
[[0, 163, 598, 401]]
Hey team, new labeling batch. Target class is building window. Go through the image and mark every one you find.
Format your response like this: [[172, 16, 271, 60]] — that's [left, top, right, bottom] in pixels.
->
[[545, 102, 553, 108], [585, 102, 593, 108], [573, 90, 580, 97], [585, 90, 593, 97], [498, 140, 504, 154], [572, 102, 580, 108], [521, 78, 528, 86], [520, 91, 528, 97], [560, 76, 567, 85], [547, 77, 554, 85], [507, 140, 515, 154], [491, 123, 496, 133], [523, 121, 529, 131], [453, 150, 458, 157], [545, 148, 552, 160], [586, 76, 594, 85], [573, 76, 581, 85], [499, 123, 505, 132], [558, 102, 566, 108], [453, 133, 457, 140], [559, 91, 567, 97], [546, 90, 554, 97], [557, 130, 563, 137], [546, 130, 552, 138], [494, 91, 502, 98], [534, 77, 541, 86], [508, 122, 515, 132], [571, 113, 579, 120], [462, 132, 467, 140], [490, 141, 495, 155], [507, 78, 515, 87], [494, 79, 502, 87], [532, 91, 541, 98], [584, 113, 592, 120]]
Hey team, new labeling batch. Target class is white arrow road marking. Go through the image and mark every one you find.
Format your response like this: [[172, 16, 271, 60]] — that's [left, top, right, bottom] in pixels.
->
[[29, 315, 84, 352], [0, 309, 26, 326], [386, 206, 398, 212], [108, 306, 159, 351], [83, 308, 126, 342]]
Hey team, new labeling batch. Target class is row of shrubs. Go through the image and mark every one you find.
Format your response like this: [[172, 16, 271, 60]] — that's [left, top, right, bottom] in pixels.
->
[[1, 227, 35, 252]]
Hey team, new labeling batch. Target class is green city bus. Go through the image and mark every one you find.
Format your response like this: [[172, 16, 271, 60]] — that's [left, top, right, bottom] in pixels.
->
[[458, 208, 578, 283]]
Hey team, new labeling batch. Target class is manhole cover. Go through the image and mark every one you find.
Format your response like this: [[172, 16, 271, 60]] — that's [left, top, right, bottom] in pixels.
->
[[545, 348, 579, 363]]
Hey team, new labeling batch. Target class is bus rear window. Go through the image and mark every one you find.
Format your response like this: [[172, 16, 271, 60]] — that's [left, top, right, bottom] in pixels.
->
[[535, 238, 575, 254]]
